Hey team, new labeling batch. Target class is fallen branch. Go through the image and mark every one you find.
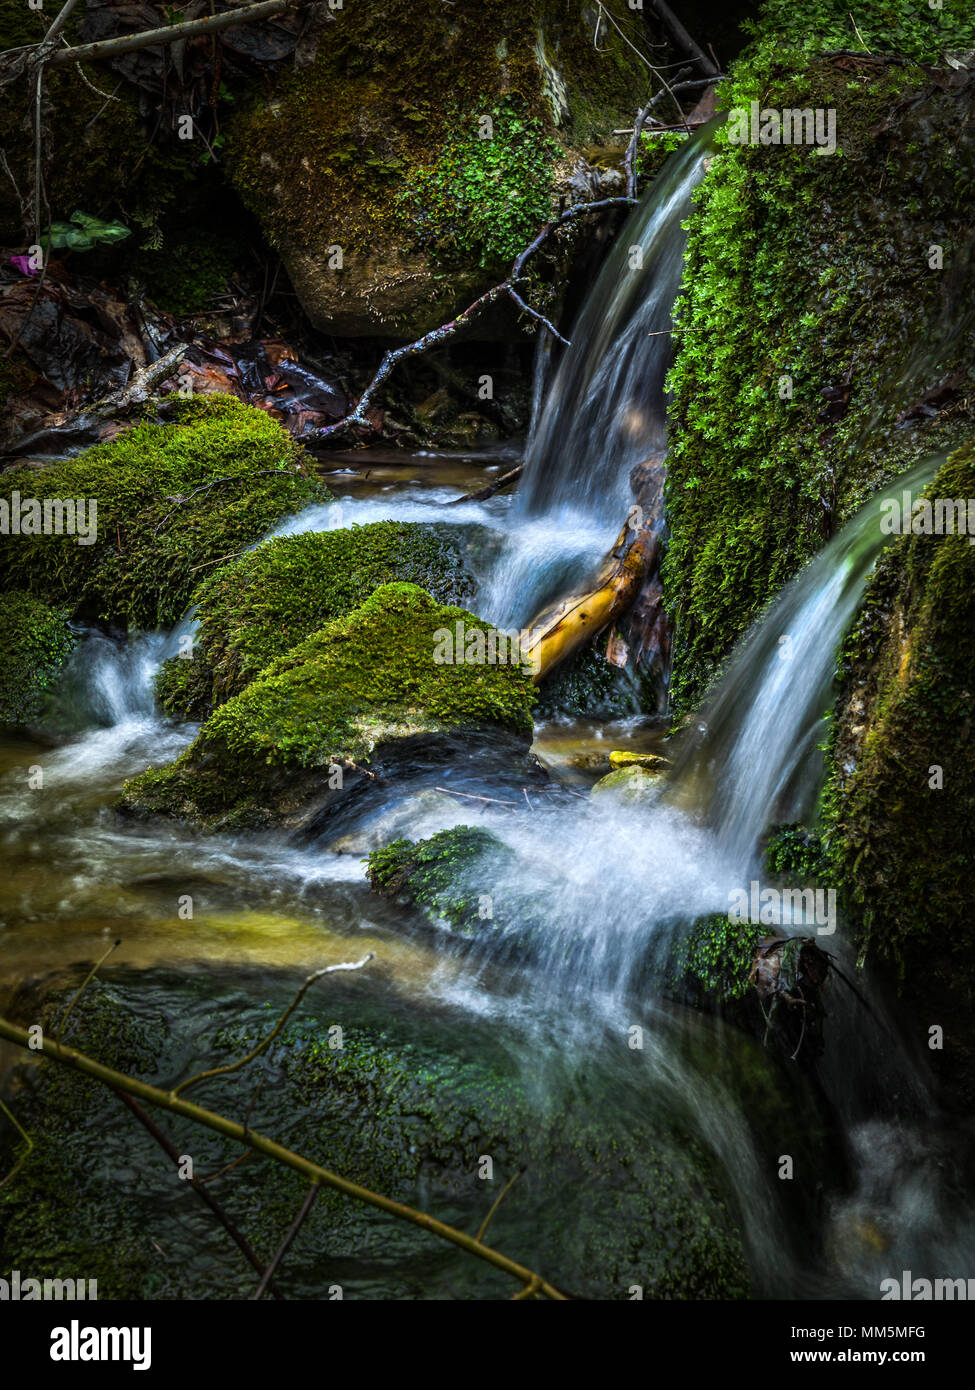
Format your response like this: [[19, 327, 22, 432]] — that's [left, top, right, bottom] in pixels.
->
[[0, 1012, 567, 1299], [41, 1, 316, 69], [115, 1088, 284, 1299], [448, 462, 524, 505], [648, 0, 719, 79], [251, 1180, 318, 1300], [172, 953, 374, 1099]]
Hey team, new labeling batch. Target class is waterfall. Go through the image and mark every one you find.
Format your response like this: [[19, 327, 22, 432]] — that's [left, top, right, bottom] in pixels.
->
[[670, 454, 944, 865], [481, 124, 716, 629], [517, 124, 715, 521]]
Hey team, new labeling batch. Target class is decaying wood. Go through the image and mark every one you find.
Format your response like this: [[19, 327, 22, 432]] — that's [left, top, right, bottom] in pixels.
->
[[449, 462, 524, 505], [524, 456, 667, 683]]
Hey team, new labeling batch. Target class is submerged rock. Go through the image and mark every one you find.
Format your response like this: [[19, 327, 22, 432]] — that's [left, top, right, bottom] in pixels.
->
[[0, 971, 751, 1299], [119, 584, 536, 832], [155, 521, 478, 719]]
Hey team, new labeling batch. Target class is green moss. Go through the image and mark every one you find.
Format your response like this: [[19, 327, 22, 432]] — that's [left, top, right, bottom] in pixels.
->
[[663, 48, 975, 710], [155, 521, 476, 719], [0, 591, 75, 726], [120, 584, 535, 829], [396, 98, 560, 270], [367, 826, 518, 937], [667, 913, 763, 1007], [825, 440, 975, 1106], [0, 397, 329, 630], [747, 0, 975, 59]]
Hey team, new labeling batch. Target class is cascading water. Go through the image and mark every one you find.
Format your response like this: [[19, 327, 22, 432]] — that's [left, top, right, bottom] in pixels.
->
[[482, 124, 715, 629], [669, 454, 943, 865]]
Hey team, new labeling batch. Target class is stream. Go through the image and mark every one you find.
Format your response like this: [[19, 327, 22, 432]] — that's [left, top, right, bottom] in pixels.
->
[[1, 131, 973, 1303]]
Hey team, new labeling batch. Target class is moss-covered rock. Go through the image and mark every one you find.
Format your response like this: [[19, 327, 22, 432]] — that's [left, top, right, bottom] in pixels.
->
[[0, 397, 329, 630], [155, 522, 477, 719], [826, 441, 975, 1109], [225, 0, 651, 338], [0, 590, 75, 726], [119, 584, 536, 831], [590, 764, 663, 803], [664, 29, 975, 710]]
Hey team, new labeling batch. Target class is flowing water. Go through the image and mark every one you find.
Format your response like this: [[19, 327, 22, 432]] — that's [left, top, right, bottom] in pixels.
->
[[1, 134, 972, 1301]]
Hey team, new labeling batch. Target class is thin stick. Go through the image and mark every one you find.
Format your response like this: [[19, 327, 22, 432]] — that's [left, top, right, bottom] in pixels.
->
[[0, 1013, 567, 1299], [251, 1180, 319, 1299], [56, 938, 120, 1048], [172, 954, 373, 1098], [434, 787, 519, 807], [0, 1098, 33, 1192], [476, 1167, 524, 1243], [115, 1088, 283, 1299]]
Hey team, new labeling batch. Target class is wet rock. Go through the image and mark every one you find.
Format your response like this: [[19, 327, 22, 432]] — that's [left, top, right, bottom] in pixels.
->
[[118, 584, 536, 832], [608, 749, 671, 771], [590, 764, 662, 803]]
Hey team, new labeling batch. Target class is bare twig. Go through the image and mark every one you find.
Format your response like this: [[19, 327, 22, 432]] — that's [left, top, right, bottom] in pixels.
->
[[434, 787, 519, 807], [115, 1088, 284, 1299], [310, 198, 635, 444], [251, 1180, 319, 1299], [0, 1098, 33, 1192], [476, 1167, 524, 1243], [56, 937, 120, 1048], [171, 954, 374, 1099], [448, 463, 524, 505]]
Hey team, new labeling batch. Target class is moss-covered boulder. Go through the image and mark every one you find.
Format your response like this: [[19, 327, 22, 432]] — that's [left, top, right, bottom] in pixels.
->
[[225, 0, 651, 338], [0, 397, 328, 630], [664, 13, 975, 710], [827, 441, 975, 1109], [590, 764, 664, 803], [119, 584, 536, 831], [155, 522, 477, 719], [0, 590, 75, 726]]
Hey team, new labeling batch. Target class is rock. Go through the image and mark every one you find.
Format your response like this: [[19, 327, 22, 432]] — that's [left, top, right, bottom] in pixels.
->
[[0, 397, 328, 630], [590, 765, 662, 803], [155, 521, 478, 719], [0, 591, 75, 728], [225, 1, 646, 339], [607, 750, 671, 771], [118, 584, 536, 832]]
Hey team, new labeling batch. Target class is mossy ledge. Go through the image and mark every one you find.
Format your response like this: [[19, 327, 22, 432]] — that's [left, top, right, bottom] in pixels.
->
[[0, 396, 329, 631], [664, 36, 975, 711], [119, 584, 536, 832], [155, 521, 477, 720], [825, 440, 975, 1110], [0, 590, 75, 727]]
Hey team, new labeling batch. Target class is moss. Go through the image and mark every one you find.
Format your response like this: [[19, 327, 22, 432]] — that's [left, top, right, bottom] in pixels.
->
[[0, 396, 329, 630], [367, 825, 521, 939], [747, 0, 975, 59], [667, 913, 763, 1009], [0, 591, 74, 726], [395, 97, 560, 271], [120, 584, 536, 829], [825, 440, 975, 1107], [155, 521, 476, 719], [663, 45, 975, 710]]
